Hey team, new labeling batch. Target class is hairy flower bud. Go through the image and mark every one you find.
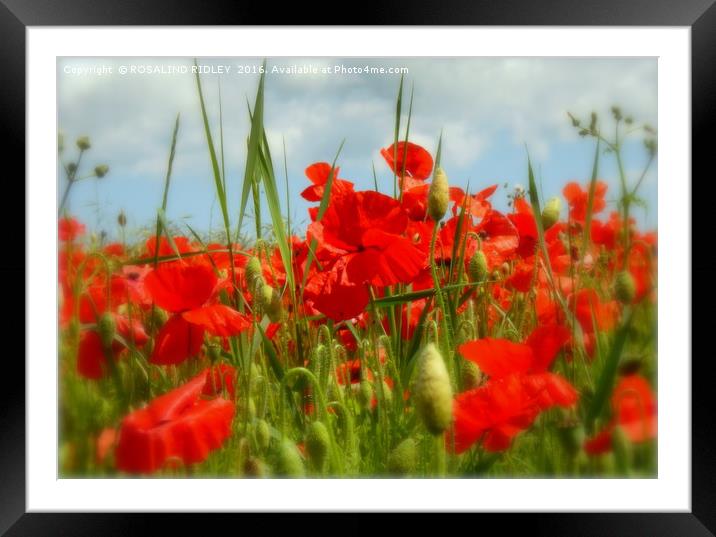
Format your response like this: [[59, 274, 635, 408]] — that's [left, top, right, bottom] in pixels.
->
[[414, 343, 453, 435], [387, 438, 417, 476], [468, 251, 488, 283], [614, 270, 636, 304], [117, 210, 127, 228], [149, 307, 168, 332], [258, 284, 283, 322], [243, 456, 266, 478], [97, 312, 116, 349], [94, 164, 109, 178], [254, 419, 271, 451], [207, 344, 222, 363], [358, 379, 373, 409], [541, 196, 561, 230], [305, 421, 330, 470], [275, 440, 305, 477], [460, 359, 483, 391], [428, 167, 449, 221], [76, 135, 91, 151], [245, 256, 264, 291]]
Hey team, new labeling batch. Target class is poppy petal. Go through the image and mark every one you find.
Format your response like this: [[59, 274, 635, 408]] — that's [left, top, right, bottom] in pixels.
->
[[182, 304, 252, 338], [150, 314, 205, 365], [144, 262, 217, 313]]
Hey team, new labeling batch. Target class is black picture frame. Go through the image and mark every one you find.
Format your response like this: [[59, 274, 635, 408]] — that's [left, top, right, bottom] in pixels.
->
[[5, 1, 712, 534]]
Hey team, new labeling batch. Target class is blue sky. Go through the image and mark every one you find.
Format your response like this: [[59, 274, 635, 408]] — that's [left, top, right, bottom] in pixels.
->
[[58, 57, 657, 241]]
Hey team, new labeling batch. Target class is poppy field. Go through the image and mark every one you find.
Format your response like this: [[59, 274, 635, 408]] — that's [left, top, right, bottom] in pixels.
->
[[58, 63, 657, 478]]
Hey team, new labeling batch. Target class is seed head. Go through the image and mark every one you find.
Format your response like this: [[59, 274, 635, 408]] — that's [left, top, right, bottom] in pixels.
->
[[94, 164, 109, 178], [414, 343, 453, 435], [76, 135, 91, 151]]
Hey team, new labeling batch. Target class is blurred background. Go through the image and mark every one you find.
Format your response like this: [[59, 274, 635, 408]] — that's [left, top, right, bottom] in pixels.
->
[[57, 57, 657, 240]]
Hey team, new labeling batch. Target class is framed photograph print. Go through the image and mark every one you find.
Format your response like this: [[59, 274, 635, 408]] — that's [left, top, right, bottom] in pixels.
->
[[6, 0, 714, 534]]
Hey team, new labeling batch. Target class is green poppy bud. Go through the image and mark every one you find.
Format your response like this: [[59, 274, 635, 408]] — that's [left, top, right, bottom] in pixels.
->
[[305, 421, 331, 470], [614, 270, 636, 304], [254, 419, 271, 451], [468, 251, 488, 283], [387, 438, 417, 476], [67, 162, 78, 175], [266, 288, 283, 323], [238, 397, 257, 419], [541, 196, 562, 230], [380, 380, 393, 407], [76, 135, 91, 151], [117, 210, 127, 227], [258, 284, 282, 322], [243, 456, 267, 478], [414, 343, 453, 435], [97, 312, 116, 349], [428, 167, 449, 221], [275, 440, 305, 477], [358, 379, 373, 409], [245, 256, 264, 291], [207, 344, 222, 364], [149, 307, 168, 332], [94, 164, 109, 178], [460, 359, 483, 391]]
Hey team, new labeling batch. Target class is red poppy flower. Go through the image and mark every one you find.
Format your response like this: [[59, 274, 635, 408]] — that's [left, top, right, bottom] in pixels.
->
[[150, 314, 206, 366], [144, 236, 193, 259], [182, 304, 252, 338], [474, 210, 519, 269], [450, 184, 498, 219], [453, 326, 576, 453], [459, 325, 570, 377], [452, 371, 577, 453], [611, 374, 657, 442], [573, 288, 619, 334], [59, 217, 86, 242], [563, 181, 608, 222], [380, 142, 434, 181], [144, 263, 218, 313], [77, 314, 148, 379], [584, 374, 657, 455], [115, 369, 235, 473], [103, 242, 125, 257], [305, 190, 426, 321], [144, 262, 251, 364], [301, 162, 354, 202]]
